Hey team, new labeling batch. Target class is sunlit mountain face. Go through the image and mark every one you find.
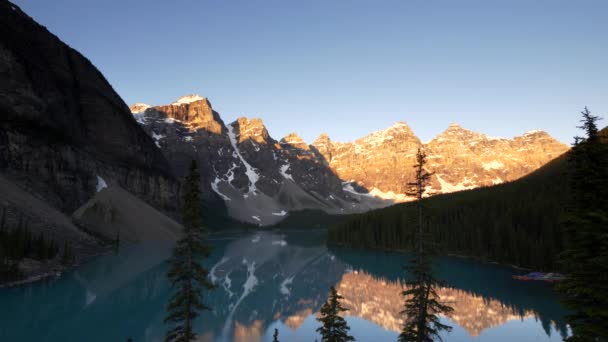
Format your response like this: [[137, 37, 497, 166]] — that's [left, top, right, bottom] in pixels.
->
[[0, 231, 569, 341]]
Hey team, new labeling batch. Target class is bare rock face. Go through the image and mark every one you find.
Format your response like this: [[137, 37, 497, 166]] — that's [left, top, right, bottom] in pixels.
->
[[235, 117, 270, 144], [154, 96, 223, 134], [425, 124, 569, 192], [0, 2, 179, 237], [313, 122, 422, 196], [281, 133, 309, 151]]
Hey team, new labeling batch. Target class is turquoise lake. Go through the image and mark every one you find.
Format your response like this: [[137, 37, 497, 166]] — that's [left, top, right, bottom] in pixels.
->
[[0, 229, 570, 341]]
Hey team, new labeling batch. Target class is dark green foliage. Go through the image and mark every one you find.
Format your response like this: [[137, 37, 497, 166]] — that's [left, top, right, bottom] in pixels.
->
[[558, 108, 608, 341], [165, 160, 215, 342], [400, 148, 453, 342], [0, 224, 59, 282], [273, 328, 279, 342], [60, 241, 75, 266], [316, 286, 355, 342], [328, 146, 570, 270]]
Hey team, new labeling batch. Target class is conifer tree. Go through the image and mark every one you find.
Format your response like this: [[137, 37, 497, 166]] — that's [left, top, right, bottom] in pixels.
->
[[558, 107, 608, 341], [164, 160, 215, 342], [61, 241, 71, 265], [316, 286, 355, 342], [400, 148, 453, 342], [272, 328, 279, 342]]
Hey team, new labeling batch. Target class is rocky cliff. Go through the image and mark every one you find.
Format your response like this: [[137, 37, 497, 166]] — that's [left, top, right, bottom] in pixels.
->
[[0, 2, 179, 249], [132, 94, 568, 225]]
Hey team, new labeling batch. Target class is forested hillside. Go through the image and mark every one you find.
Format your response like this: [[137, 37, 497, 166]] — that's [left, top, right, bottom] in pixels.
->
[[328, 127, 607, 270], [328, 145, 574, 270]]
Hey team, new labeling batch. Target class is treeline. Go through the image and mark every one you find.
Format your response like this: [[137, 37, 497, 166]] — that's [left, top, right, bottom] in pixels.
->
[[0, 227, 59, 262], [0, 225, 75, 282], [328, 153, 570, 270]]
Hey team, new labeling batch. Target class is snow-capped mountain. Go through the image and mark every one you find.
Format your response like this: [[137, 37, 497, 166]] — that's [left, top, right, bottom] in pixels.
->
[[131, 95, 569, 225]]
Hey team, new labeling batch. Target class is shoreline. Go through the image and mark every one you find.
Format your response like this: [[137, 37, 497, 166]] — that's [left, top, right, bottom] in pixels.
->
[[326, 242, 537, 272], [0, 246, 112, 289]]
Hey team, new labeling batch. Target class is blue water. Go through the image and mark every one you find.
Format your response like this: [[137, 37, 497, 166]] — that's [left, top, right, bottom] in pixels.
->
[[0, 229, 569, 341]]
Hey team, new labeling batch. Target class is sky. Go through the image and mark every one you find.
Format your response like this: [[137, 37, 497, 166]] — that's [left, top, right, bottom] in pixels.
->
[[14, 0, 608, 145]]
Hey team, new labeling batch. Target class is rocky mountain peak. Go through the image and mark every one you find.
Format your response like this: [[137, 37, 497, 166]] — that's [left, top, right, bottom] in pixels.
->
[[311, 133, 333, 162], [356, 121, 419, 148], [387, 121, 413, 131], [171, 94, 206, 106], [281, 132, 309, 150], [519, 130, 551, 139], [129, 103, 150, 113], [431, 124, 493, 144], [232, 117, 269, 144], [149, 95, 222, 134], [314, 133, 331, 144]]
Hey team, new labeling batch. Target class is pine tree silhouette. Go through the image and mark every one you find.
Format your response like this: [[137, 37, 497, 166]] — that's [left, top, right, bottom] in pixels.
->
[[164, 161, 215, 342], [316, 286, 355, 342], [558, 108, 608, 340], [400, 148, 453, 342]]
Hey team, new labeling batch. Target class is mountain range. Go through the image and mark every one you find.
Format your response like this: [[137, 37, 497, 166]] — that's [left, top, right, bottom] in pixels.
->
[[130, 95, 568, 225]]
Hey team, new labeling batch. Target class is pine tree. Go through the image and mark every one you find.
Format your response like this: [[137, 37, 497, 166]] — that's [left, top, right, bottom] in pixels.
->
[[272, 328, 279, 342], [558, 108, 608, 341], [400, 148, 453, 342], [61, 241, 71, 265], [164, 160, 215, 342], [316, 286, 355, 342]]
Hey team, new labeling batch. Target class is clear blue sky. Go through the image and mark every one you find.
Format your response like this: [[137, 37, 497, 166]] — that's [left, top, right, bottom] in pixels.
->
[[14, 0, 608, 145]]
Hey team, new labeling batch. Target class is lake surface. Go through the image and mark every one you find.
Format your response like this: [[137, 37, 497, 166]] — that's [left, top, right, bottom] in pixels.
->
[[0, 229, 569, 341]]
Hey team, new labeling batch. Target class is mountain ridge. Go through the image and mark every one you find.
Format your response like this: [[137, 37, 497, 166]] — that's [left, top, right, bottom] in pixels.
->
[[130, 94, 569, 225]]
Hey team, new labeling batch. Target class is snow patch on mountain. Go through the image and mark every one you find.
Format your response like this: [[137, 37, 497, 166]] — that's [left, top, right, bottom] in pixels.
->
[[151, 132, 165, 148], [129, 103, 150, 113], [368, 187, 409, 201], [482, 160, 505, 170], [171, 94, 205, 106], [164, 118, 180, 124], [96, 175, 107, 192], [132, 113, 147, 125], [211, 178, 231, 201], [436, 174, 476, 192], [280, 163, 294, 181], [342, 182, 372, 197], [227, 124, 260, 194]]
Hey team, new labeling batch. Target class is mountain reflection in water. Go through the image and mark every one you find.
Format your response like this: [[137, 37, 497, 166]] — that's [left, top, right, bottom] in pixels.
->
[[0, 230, 569, 341]]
